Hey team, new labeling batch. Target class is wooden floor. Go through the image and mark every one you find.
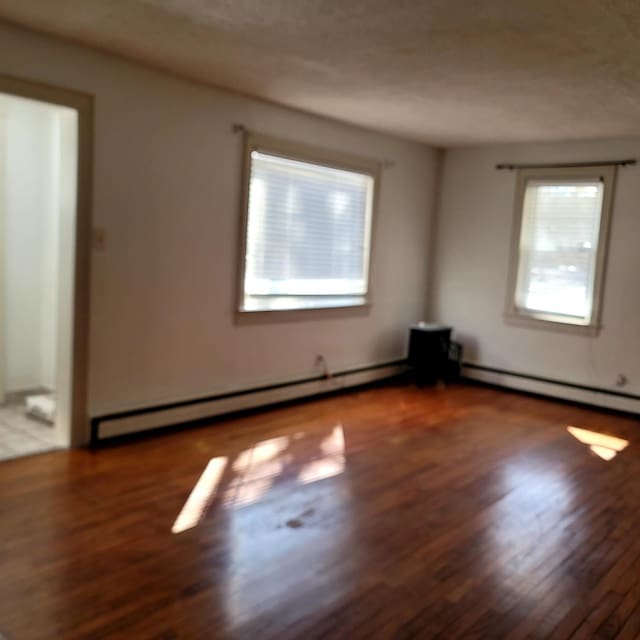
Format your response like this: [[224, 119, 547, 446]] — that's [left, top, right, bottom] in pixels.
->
[[2, 382, 640, 639]]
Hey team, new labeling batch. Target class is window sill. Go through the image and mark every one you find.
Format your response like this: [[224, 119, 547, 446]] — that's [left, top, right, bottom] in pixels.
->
[[235, 300, 371, 324], [504, 310, 601, 337], [240, 295, 368, 313]]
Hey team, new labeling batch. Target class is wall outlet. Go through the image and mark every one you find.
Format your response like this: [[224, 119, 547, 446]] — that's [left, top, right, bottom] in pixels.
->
[[615, 373, 628, 388], [315, 355, 331, 379]]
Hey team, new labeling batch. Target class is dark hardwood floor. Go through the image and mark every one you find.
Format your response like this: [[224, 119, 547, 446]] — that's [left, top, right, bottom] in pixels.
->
[[2, 381, 640, 639]]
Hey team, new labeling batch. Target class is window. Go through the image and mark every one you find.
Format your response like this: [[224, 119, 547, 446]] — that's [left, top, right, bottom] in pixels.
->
[[506, 165, 615, 333], [238, 135, 377, 312]]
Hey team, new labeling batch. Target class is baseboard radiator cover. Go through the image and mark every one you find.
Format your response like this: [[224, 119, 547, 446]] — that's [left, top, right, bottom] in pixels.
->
[[91, 360, 407, 442], [462, 363, 640, 415]]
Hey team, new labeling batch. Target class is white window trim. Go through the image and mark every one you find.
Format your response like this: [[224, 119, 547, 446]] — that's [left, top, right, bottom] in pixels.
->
[[504, 165, 617, 336], [236, 132, 380, 315]]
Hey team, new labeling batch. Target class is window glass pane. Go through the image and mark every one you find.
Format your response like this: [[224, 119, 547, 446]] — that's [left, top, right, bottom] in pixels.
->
[[243, 151, 374, 310], [515, 179, 603, 321]]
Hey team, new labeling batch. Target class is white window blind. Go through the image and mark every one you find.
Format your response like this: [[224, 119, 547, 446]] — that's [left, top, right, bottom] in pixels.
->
[[242, 150, 375, 312], [514, 179, 604, 323]]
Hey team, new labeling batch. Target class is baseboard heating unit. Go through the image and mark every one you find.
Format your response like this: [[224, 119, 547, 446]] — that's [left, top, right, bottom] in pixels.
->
[[91, 360, 407, 443], [462, 362, 640, 415]]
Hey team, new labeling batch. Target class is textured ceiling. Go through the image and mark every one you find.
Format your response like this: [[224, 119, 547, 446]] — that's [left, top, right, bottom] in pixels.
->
[[2, 0, 640, 145]]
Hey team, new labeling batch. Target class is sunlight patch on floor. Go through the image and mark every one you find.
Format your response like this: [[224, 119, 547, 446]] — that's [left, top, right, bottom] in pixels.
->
[[172, 425, 347, 532], [224, 435, 289, 507], [567, 426, 629, 461], [171, 456, 228, 533], [299, 425, 345, 484]]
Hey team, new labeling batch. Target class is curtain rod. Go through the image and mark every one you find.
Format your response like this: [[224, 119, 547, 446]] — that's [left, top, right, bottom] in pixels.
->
[[496, 159, 636, 170]]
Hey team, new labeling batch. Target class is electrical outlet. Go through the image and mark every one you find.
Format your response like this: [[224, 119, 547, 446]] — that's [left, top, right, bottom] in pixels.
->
[[615, 374, 628, 388], [315, 355, 331, 379]]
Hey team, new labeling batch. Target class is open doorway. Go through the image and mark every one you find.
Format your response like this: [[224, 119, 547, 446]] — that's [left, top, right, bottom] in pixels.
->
[[0, 76, 92, 460]]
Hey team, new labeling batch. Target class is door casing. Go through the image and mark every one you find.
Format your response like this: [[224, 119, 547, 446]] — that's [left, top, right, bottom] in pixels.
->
[[0, 73, 93, 446]]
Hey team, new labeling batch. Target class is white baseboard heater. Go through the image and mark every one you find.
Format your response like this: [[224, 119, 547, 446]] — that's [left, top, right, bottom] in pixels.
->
[[91, 360, 407, 443], [462, 362, 640, 415]]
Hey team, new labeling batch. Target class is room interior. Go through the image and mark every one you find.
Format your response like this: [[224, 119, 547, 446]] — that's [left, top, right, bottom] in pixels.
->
[[0, 91, 78, 459], [1, 2, 640, 638]]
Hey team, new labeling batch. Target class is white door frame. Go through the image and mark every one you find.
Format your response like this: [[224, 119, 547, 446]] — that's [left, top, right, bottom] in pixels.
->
[[0, 73, 93, 446]]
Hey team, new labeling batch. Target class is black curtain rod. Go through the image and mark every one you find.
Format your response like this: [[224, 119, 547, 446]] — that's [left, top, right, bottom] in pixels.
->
[[496, 159, 636, 170]]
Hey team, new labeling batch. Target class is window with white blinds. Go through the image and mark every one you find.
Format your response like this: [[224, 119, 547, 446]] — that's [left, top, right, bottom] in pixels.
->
[[509, 166, 615, 331], [240, 141, 376, 312]]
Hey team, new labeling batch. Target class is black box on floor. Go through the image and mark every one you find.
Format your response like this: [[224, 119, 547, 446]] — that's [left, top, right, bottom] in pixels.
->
[[407, 323, 452, 385]]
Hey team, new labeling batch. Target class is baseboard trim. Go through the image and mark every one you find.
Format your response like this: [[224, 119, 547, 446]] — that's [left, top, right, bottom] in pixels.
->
[[4, 387, 51, 404], [462, 362, 640, 414], [91, 359, 407, 443]]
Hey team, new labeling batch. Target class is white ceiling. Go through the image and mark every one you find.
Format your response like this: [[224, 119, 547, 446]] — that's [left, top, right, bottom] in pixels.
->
[[2, 0, 640, 146]]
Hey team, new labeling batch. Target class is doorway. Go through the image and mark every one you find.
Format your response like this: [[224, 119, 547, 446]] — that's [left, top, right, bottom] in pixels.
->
[[0, 76, 92, 459]]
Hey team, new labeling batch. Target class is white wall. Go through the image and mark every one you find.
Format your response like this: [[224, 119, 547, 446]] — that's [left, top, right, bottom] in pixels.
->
[[0, 22, 439, 421], [2, 95, 61, 393], [432, 140, 640, 412]]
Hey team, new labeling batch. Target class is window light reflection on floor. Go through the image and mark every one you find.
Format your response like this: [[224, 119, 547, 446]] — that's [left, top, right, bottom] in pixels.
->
[[224, 435, 289, 507], [171, 456, 228, 534], [567, 426, 629, 461], [298, 425, 346, 484], [172, 425, 346, 533]]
